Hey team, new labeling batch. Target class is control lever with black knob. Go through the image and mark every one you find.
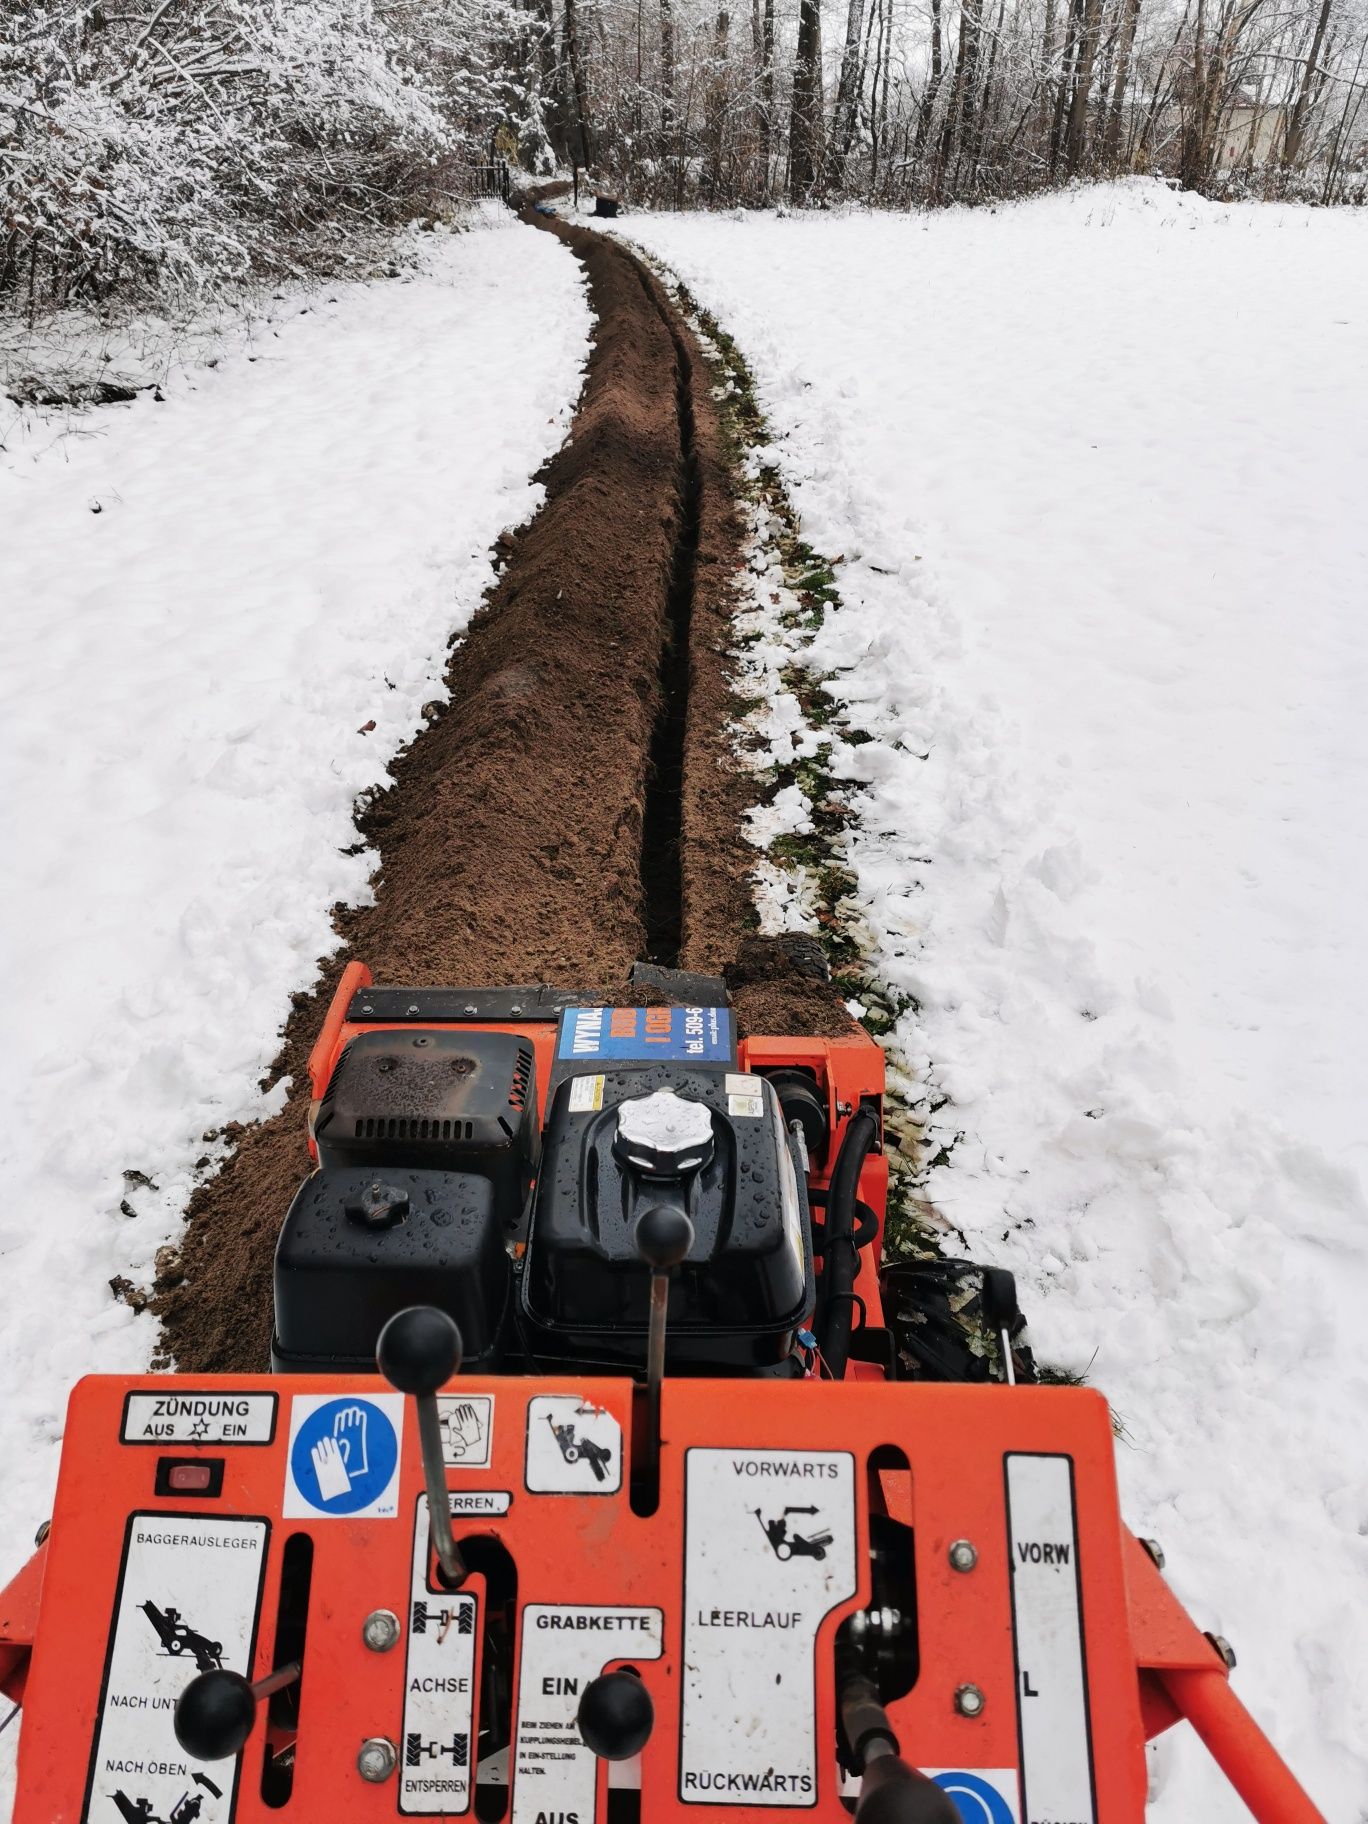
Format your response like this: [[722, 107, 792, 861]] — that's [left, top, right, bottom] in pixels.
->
[[633, 1205, 694, 1496], [856, 1753, 964, 1824], [980, 1267, 1022, 1386], [376, 1305, 466, 1586], [576, 1669, 655, 1761], [174, 1662, 301, 1762], [841, 1671, 959, 1824]]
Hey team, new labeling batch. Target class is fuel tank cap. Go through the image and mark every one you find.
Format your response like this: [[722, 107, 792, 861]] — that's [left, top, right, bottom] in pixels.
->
[[613, 1088, 715, 1177]]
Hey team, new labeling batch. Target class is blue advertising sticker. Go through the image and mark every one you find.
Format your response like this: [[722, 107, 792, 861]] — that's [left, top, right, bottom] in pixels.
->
[[558, 1005, 734, 1064]]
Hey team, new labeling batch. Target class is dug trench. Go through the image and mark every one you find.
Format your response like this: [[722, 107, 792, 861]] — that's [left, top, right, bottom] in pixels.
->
[[152, 211, 855, 1372]]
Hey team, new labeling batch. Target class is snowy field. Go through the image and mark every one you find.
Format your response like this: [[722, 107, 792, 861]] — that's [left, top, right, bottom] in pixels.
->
[[0, 204, 590, 1744], [609, 183, 1368, 1818]]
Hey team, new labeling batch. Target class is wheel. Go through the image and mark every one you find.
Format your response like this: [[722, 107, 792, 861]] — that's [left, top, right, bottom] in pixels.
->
[[167, 1637, 185, 1654], [565, 1445, 580, 1463], [775, 1542, 793, 1562], [812, 1548, 826, 1562]]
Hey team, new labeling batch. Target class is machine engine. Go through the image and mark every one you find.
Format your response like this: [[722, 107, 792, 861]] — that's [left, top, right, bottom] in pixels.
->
[[274, 987, 819, 1379]]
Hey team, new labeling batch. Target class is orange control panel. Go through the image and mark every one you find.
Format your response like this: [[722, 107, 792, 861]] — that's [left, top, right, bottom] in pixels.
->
[[12, 1373, 1156, 1824]]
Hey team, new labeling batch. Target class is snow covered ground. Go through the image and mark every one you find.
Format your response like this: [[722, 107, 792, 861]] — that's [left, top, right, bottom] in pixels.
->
[[0, 203, 589, 1771], [607, 183, 1368, 1818]]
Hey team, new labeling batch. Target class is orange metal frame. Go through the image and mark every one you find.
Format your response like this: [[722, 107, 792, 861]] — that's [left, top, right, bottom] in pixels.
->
[[0, 967, 1326, 1821], [3, 1375, 1324, 1822]]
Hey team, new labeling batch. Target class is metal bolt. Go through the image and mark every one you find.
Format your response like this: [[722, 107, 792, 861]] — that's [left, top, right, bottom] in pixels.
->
[[358, 1737, 398, 1783], [1140, 1537, 1165, 1571], [34, 1519, 50, 1547], [954, 1684, 986, 1718], [1205, 1633, 1237, 1670], [407, 1004, 420, 1015], [361, 1609, 401, 1653], [948, 1539, 978, 1573]]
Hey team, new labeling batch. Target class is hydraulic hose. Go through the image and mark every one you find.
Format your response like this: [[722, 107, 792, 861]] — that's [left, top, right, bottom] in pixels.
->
[[817, 1105, 879, 1380]]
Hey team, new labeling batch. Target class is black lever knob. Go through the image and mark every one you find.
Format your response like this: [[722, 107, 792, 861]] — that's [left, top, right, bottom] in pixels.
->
[[577, 1671, 654, 1760], [377, 1305, 463, 1394], [377, 1306, 467, 1587], [175, 1661, 301, 1761], [635, 1204, 694, 1270], [633, 1207, 694, 1503], [855, 1755, 961, 1824], [980, 1268, 1022, 1386], [175, 1670, 257, 1761]]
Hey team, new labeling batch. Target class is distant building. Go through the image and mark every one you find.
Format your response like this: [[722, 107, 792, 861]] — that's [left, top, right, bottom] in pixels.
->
[[1217, 90, 1286, 168]]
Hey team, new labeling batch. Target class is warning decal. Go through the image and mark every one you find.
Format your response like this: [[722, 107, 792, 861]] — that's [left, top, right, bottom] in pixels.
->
[[680, 1448, 857, 1807], [920, 1769, 1019, 1822], [82, 1512, 268, 1824], [437, 1393, 494, 1469], [725, 1073, 764, 1120], [510, 1605, 663, 1824], [400, 1496, 480, 1815], [567, 1073, 605, 1114], [121, 1392, 276, 1447], [1004, 1453, 1097, 1824], [283, 1392, 403, 1519], [525, 1395, 622, 1495]]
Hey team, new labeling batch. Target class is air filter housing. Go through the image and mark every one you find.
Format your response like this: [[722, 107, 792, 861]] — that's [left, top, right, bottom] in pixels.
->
[[312, 1028, 536, 1225]]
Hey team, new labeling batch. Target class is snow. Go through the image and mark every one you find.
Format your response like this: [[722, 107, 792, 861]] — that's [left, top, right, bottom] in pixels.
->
[[606, 182, 1368, 1818], [0, 203, 590, 1748]]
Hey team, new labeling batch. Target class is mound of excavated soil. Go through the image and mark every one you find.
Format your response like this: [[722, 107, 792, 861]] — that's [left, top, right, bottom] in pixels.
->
[[153, 218, 852, 1374]]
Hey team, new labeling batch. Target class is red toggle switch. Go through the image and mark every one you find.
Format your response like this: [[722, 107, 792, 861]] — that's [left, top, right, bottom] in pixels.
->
[[168, 1463, 215, 1492], [154, 1457, 225, 1496]]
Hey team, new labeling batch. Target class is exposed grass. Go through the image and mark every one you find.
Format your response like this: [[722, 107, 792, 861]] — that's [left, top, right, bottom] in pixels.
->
[[664, 274, 940, 1261]]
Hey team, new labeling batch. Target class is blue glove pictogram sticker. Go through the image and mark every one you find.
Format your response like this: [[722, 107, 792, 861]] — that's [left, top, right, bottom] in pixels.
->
[[290, 1396, 399, 1514], [931, 1770, 1017, 1824]]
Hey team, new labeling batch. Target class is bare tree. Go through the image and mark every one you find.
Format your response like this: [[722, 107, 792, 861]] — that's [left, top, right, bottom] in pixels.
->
[[789, 0, 824, 194], [1282, 0, 1334, 162]]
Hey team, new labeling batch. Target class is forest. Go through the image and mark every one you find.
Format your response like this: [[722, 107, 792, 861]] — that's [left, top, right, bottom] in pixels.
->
[[3, 0, 1366, 316]]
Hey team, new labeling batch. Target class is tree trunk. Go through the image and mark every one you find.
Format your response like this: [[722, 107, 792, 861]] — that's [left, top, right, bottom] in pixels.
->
[[562, 0, 595, 166], [659, 0, 677, 187], [912, 0, 946, 161], [1063, 0, 1105, 170], [1101, 0, 1141, 168], [937, 0, 983, 184], [760, 0, 775, 186], [1283, 0, 1334, 165], [826, 0, 868, 183], [788, 0, 824, 198], [1050, 0, 1083, 170], [704, 8, 731, 198]]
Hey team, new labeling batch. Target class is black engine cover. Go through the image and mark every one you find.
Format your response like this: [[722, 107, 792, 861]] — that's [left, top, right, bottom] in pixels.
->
[[312, 1028, 536, 1222], [272, 1165, 509, 1373], [521, 1066, 813, 1370]]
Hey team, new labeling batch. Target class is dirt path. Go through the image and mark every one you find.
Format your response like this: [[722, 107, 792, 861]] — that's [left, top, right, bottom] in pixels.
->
[[154, 213, 849, 1373]]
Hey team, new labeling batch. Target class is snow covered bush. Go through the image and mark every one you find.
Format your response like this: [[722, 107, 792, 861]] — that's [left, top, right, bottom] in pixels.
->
[[0, 0, 460, 312]]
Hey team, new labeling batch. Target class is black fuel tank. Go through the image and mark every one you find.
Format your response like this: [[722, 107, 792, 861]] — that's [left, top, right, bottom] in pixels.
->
[[521, 1065, 813, 1370]]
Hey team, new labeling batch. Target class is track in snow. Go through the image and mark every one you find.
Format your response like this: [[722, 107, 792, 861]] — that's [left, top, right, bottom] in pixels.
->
[[154, 209, 850, 1373]]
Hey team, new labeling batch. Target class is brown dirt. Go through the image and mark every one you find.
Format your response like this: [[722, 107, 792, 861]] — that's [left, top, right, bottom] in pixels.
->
[[152, 214, 852, 1374]]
